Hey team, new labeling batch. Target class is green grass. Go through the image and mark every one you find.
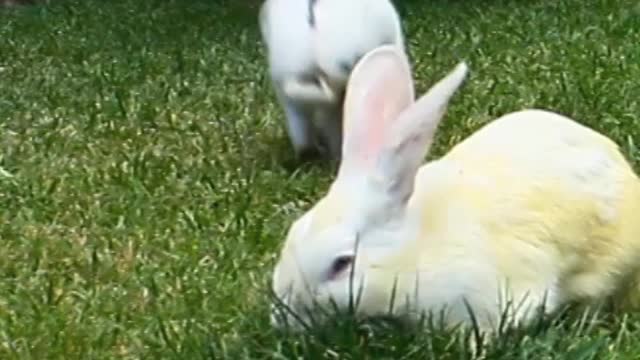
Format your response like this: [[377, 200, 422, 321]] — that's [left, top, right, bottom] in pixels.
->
[[1, 0, 640, 358]]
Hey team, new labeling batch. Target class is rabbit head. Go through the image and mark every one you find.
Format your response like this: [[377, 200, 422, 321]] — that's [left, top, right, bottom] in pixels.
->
[[270, 45, 469, 329]]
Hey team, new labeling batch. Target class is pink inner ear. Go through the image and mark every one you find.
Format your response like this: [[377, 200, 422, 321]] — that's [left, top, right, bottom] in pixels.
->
[[348, 82, 411, 170], [359, 90, 388, 165], [340, 47, 414, 174]]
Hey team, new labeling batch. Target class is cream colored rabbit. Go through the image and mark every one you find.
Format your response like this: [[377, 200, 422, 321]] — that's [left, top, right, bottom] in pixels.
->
[[270, 45, 640, 335]]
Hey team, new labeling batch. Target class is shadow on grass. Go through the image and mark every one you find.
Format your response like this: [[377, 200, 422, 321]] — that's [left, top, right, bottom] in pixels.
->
[[197, 276, 621, 359], [202, 294, 615, 359]]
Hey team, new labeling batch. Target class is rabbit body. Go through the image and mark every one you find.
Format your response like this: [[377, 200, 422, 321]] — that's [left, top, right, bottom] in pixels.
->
[[259, 0, 405, 159], [270, 46, 640, 335], [360, 109, 640, 329]]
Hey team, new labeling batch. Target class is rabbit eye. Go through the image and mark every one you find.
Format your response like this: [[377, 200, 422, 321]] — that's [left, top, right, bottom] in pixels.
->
[[328, 254, 354, 280]]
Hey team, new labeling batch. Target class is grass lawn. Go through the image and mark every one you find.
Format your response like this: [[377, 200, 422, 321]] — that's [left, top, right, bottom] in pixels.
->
[[1, 0, 640, 358]]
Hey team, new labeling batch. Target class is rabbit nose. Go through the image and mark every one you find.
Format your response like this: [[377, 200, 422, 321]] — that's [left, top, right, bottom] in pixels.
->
[[270, 303, 308, 331], [269, 304, 284, 327], [269, 296, 293, 329]]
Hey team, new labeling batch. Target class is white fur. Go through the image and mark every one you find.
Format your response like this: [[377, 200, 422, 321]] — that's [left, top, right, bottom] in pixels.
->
[[270, 46, 640, 337], [259, 0, 406, 159]]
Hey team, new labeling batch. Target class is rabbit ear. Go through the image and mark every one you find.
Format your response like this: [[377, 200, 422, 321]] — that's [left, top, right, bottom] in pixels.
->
[[338, 45, 468, 206], [340, 45, 415, 173]]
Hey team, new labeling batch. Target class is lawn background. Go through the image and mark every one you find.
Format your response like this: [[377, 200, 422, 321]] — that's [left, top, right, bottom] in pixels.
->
[[1, 0, 640, 358]]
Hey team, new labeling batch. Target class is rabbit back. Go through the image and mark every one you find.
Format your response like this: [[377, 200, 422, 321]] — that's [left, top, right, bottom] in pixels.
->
[[409, 109, 640, 309], [259, 0, 316, 78], [313, 0, 405, 89]]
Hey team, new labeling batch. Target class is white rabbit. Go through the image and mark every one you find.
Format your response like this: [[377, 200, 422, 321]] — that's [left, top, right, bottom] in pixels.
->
[[269, 45, 640, 337], [258, 0, 406, 159]]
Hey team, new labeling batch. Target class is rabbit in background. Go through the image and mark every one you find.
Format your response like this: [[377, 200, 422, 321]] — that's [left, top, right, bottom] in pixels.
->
[[269, 45, 640, 338], [259, 0, 406, 160]]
